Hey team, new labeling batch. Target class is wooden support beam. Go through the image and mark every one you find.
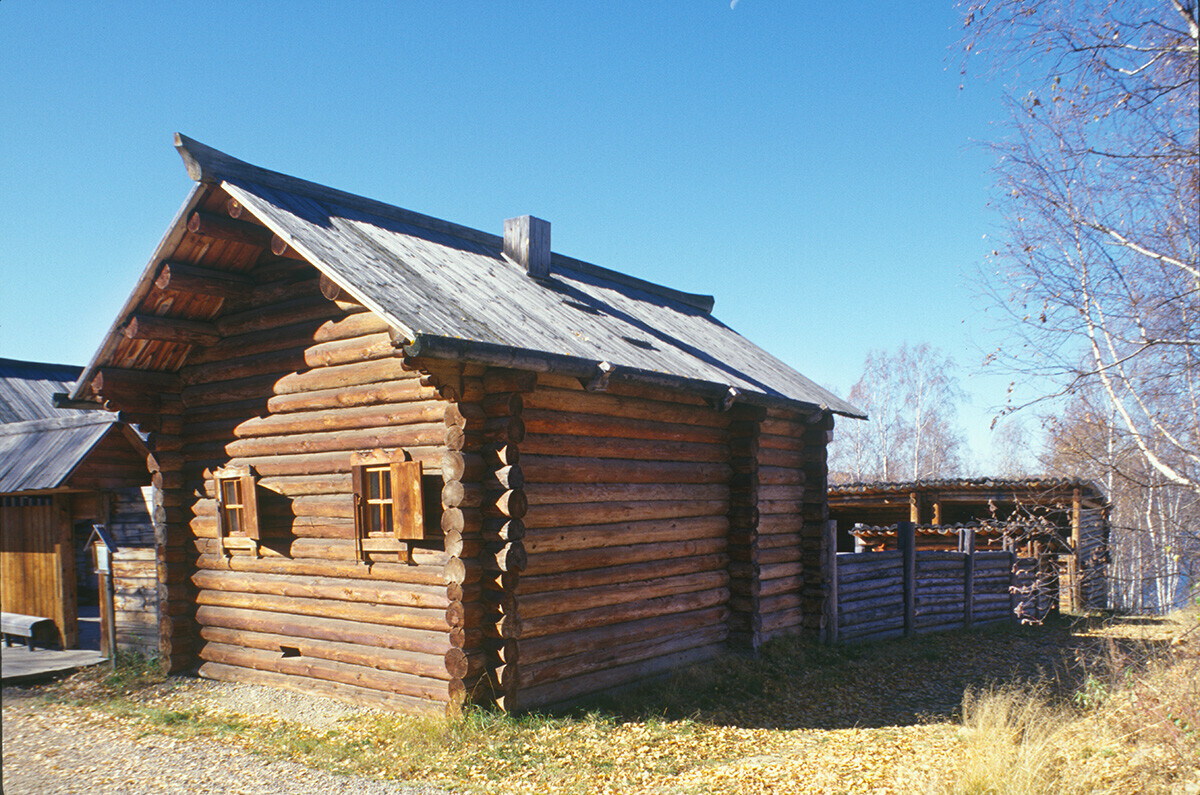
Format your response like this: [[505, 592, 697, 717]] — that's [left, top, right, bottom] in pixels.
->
[[124, 314, 220, 347], [271, 234, 307, 261], [155, 262, 253, 299], [94, 367, 181, 395], [187, 211, 272, 247], [319, 274, 363, 308]]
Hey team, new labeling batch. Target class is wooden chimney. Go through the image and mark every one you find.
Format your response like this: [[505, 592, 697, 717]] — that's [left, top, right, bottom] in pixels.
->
[[504, 215, 551, 279]]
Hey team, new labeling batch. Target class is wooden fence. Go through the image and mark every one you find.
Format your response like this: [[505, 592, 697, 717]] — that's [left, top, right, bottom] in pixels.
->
[[825, 522, 1052, 643]]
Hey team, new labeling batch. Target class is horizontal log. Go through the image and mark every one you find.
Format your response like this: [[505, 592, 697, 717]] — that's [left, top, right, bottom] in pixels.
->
[[198, 662, 449, 715], [155, 261, 253, 300], [270, 358, 414, 395], [520, 434, 728, 463], [760, 615, 803, 639], [520, 623, 727, 689], [519, 554, 727, 600], [181, 347, 308, 388], [199, 643, 455, 705], [95, 367, 181, 394], [522, 386, 726, 428], [520, 570, 728, 620], [199, 625, 453, 680], [758, 466, 807, 486], [524, 537, 726, 577], [521, 586, 729, 639], [519, 643, 724, 709], [196, 589, 450, 632], [524, 481, 728, 506], [520, 454, 730, 484], [193, 537, 451, 572], [524, 515, 728, 555], [524, 499, 728, 530], [188, 211, 271, 246], [195, 604, 451, 657], [191, 569, 448, 609], [193, 553, 445, 587], [221, 422, 444, 458], [232, 401, 445, 439], [839, 615, 907, 637], [301, 332, 394, 369], [125, 314, 220, 347], [521, 409, 727, 445]]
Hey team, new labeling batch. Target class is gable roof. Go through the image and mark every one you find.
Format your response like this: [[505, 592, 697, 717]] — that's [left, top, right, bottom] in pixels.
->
[[0, 358, 86, 423], [0, 414, 122, 493], [70, 134, 863, 418]]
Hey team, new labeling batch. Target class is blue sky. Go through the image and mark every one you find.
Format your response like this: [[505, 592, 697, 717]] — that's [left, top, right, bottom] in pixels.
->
[[0, 2, 1016, 466]]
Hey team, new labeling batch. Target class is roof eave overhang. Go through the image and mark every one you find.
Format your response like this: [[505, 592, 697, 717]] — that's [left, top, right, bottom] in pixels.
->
[[68, 183, 208, 401], [404, 332, 860, 419]]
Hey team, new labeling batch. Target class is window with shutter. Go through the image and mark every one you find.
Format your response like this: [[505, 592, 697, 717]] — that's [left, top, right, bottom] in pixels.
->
[[213, 466, 260, 556], [351, 450, 427, 562]]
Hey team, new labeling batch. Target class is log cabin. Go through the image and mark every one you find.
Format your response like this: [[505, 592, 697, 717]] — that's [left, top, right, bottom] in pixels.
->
[[828, 478, 1109, 611], [0, 358, 155, 649], [64, 134, 864, 713]]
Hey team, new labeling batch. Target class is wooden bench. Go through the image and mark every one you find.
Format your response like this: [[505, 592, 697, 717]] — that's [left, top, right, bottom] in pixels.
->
[[1, 612, 57, 650]]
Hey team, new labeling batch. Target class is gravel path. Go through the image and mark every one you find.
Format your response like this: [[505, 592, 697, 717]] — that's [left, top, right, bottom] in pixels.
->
[[1, 685, 452, 795]]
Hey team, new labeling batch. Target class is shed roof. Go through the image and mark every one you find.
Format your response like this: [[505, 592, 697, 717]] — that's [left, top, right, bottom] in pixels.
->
[[0, 414, 120, 493], [69, 135, 863, 418], [830, 477, 1107, 505], [0, 358, 86, 423]]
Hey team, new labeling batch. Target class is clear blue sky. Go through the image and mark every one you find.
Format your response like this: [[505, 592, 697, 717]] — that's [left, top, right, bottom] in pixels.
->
[[0, 2, 1015, 466]]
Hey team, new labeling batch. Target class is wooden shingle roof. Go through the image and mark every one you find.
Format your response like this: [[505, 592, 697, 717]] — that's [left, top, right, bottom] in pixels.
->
[[0, 414, 117, 493], [0, 358, 85, 423], [70, 135, 863, 417]]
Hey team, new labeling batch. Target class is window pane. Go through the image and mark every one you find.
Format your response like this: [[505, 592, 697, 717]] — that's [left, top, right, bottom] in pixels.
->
[[367, 467, 388, 501], [368, 503, 383, 535], [221, 479, 241, 507], [223, 506, 242, 535]]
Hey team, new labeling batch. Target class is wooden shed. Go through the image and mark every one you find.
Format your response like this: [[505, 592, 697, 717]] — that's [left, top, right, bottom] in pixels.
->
[[0, 358, 154, 649], [828, 478, 1110, 611], [64, 135, 862, 713]]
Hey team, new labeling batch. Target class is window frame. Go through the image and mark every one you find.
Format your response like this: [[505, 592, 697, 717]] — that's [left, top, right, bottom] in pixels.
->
[[351, 449, 425, 562], [213, 465, 260, 557]]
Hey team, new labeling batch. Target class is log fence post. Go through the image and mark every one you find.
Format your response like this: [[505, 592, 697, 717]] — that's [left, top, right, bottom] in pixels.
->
[[823, 520, 838, 644], [899, 521, 915, 637], [962, 526, 975, 630]]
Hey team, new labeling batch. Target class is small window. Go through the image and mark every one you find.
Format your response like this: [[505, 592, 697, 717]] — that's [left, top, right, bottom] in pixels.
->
[[351, 450, 425, 550], [214, 466, 260, 554]]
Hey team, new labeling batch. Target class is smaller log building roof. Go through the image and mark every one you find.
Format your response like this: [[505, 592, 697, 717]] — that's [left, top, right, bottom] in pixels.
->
[[0, 358, 85, 423], [0, 358, 143, 494]]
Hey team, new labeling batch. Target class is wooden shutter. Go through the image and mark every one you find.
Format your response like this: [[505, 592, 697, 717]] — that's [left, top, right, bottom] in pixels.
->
[[392, 460, 424, 540], [214, 476, 228, 545], [240, 473, 260, 540]]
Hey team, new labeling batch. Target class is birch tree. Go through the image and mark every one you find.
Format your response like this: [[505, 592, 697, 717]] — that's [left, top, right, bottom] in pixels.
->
[[831, 344, 967, 482], [963, 0, 1200, 494]]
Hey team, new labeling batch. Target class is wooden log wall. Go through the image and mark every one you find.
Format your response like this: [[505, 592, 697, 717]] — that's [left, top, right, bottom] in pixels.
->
[[436, 364, 528, 711], [514, 374, 733, 709], [755, 408, 830, 641], [125, 251, 471, 711], [726, 404, 764, 649], [109, 546, 160, 654], [108, 487, 155, 545]]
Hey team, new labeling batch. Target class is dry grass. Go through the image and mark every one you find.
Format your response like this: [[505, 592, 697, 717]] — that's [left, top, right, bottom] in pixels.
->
[[933, 603, 1200, 795], [15, 605, 1200, 794]]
